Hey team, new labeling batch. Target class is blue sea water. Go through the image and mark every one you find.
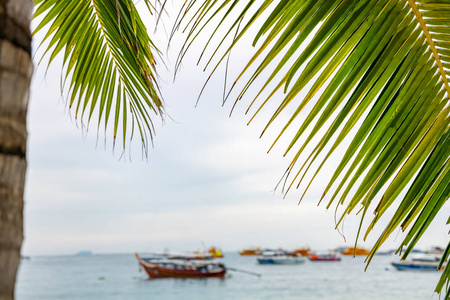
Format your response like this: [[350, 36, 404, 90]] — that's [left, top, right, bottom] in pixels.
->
[[16, 253, 442, 300]]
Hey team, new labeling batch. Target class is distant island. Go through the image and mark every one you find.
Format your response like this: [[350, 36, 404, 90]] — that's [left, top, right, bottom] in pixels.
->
[[76, 250, 93, 256]]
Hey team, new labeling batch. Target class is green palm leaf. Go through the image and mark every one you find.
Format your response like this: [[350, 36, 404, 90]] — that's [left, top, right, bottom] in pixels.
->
[[436, 241, 450, 299], [173, 0, 450, 294], [33, 0, 163, 149]]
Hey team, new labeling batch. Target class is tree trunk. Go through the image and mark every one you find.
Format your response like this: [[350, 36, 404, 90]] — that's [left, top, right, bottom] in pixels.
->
[[0, 1, 33, 299]]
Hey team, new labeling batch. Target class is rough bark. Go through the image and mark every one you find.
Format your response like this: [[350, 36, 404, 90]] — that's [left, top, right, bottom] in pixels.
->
[[0, 1, 33, 299]]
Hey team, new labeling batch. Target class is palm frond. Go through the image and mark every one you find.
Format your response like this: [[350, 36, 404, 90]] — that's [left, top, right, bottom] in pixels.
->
[[172, 0, 450, 294], [33, 0, 163, 149]]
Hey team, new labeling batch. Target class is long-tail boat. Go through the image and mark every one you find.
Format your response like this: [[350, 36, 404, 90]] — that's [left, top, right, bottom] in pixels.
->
[[135, 253, 227, 279]]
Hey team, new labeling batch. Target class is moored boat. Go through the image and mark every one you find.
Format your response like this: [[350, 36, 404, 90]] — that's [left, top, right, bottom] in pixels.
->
[[309, 252, 341, 262], [391, 255, 444, 271], [292, 247, 311, 257], [136, 253, 227, 279], [257, 250, 305, 265], [239, 248, 262, 256], [194, 247, 224, 258], [209, 247, 224, 258], [341, 247, 370, 256]]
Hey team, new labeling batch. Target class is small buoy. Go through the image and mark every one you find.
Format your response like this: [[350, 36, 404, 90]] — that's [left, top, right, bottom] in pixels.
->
[[132, 276, 137, 280], [385, 268, 389, 271], [98, 276, 105, 280]]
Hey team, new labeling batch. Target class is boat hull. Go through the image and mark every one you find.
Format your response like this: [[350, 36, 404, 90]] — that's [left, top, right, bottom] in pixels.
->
[[309, 257, 341, 262], [136, 254, 226, 279], [391, 262, 442, 271], [141, 262, 226, 278]]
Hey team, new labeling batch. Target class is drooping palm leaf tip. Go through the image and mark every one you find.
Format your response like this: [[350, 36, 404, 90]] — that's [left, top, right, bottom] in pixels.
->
[[437, 241, 450, 300], [173, 0, 449, 294], [33, 0, 164, 150]]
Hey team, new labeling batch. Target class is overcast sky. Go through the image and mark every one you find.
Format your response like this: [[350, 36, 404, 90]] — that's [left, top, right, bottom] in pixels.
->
[[23, 3, 448, 256]]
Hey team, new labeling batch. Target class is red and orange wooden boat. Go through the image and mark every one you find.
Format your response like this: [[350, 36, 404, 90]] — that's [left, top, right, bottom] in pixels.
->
[[136, 253, 227, 279]]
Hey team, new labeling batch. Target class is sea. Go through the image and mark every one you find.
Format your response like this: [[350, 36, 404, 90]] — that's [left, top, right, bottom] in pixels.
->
[[15, 252, 443, 300]]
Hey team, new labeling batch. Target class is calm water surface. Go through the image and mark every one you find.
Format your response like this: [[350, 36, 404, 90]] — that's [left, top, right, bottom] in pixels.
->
[[16, 253, 442, 299]]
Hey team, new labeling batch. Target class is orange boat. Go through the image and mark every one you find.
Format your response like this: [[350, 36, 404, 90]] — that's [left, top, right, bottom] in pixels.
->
[[292, 247, 311, 256], [341, 247, 370, 256], [136, 253, 226, 279], [239, 248, 262, 256]]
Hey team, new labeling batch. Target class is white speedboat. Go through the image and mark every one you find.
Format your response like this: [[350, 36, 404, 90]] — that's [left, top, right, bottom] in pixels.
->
[[257, 250, 305, 265], [391, 254, 444, 271]]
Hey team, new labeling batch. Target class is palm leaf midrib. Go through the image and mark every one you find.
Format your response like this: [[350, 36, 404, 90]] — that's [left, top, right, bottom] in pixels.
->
[[408, 0, 450, 99]]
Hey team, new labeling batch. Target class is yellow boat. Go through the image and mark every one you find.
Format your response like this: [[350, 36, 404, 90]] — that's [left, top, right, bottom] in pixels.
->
[[193, 247, 224, 258], [341, 247, 370, 256], [208, 247, 224, 258]]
